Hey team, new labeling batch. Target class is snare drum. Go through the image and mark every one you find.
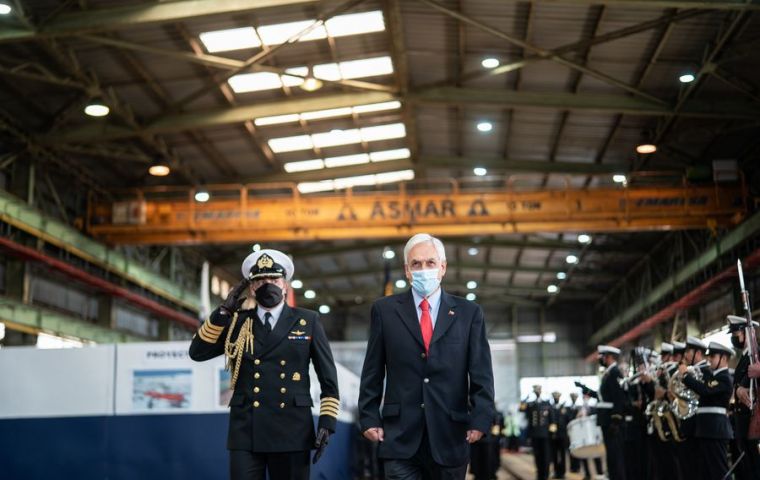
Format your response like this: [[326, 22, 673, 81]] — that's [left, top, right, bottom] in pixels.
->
[[567, 415, 605, 459]]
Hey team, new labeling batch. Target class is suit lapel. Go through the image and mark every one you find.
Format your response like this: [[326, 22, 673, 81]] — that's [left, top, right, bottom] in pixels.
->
[[396, 291, 424, 349], [430, 291, 457, 344], [257, 304, 297, 357]]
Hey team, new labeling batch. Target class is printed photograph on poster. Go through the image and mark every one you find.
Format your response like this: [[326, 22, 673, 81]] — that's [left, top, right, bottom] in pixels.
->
[[132, 369, 192, 411], [218, 368, 232, 407]]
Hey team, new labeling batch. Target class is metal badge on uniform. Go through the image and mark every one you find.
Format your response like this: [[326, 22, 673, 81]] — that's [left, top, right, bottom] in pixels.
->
[[708, 380, 719, 387], [448, 310, 455, 316], [291, 330, 305, 336], [292, 372, 301, 381], [299, 319, 307, 326]]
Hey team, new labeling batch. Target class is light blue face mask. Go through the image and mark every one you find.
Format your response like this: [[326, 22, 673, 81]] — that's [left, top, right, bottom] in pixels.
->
[[411, 268, 441, 297]]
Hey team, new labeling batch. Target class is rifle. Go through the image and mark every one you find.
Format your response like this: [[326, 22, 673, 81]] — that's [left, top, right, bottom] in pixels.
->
[[738, 260, 760, 439]]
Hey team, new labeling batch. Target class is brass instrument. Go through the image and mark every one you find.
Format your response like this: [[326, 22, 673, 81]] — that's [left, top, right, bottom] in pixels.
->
[[669, 364, 703, 420]]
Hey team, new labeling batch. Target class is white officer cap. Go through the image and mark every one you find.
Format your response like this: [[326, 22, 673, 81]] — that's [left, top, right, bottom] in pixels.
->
[[708, 341, 734, 357], [241, 249, 294, 282], [727, 315, 759, 332], [686, 336, 708, 351], [597, 345, 621, 355], [660, 342, 674, 354]]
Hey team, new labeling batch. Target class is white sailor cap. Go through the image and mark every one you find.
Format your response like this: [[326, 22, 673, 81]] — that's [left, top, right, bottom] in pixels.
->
[[597, 345, 621, 356], [672, 341, 686, 352], [241, 249, 294, 282], [708, 341, 734, 357], [686, 336, 708, 351], [660, 342, 674, 354], [727, 315, 759, 332]]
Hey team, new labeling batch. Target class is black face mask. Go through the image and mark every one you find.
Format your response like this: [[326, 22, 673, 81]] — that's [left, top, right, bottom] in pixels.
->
[[731, 336, 745, 349], [255, 283, 283, 309]]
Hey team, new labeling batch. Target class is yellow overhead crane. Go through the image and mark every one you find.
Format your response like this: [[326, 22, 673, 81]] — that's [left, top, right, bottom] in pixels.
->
[[87, 175, 749, 245]]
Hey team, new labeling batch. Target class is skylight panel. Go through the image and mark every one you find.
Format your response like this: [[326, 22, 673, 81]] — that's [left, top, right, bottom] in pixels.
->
[[370, 148, 410, 162], [228, 72, 282, 93], [324, 153, 370, 168], [339, 56, 393, 79], [376, 169, 415, 184], [257, 20, 327, 45], [283, 159, 325, 173], [311, 129, 362, 148], [297, 181, 334, 194], [199, 27, 261, 53], [313, 63, 342, 81], [268, 134, 314, 153], [325, 11, 385, 37], [360, 123, 406, 142], [300, 107, 353, 121], [297, 169, 415, 194], [353, 101, 401, 114], [254, 114, 301, 126]]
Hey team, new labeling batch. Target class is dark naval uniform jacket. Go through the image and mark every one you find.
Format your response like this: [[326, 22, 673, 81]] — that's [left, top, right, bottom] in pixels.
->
[[733, 352, 753, 438], [592, 363, 629, 427], [358, 290, 495, 467], [679, 360, 711, 438], [683, 367, 734, 440], [520, 398, 553, 438], [189, 305, 339, 452]]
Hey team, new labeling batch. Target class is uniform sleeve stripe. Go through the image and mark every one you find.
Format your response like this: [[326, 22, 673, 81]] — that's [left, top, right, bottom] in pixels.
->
[[198, 328, 219, 343], [320, 407, 339, 415], [203, 320, 224, 332], [201, 323, 222, 338], [320, 397, 340, 404]]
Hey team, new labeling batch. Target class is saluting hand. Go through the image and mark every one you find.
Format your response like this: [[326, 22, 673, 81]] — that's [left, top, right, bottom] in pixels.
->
[[466, 430, 483, 444], [363, 427, 384, 442], [220, 279, 250, 315]]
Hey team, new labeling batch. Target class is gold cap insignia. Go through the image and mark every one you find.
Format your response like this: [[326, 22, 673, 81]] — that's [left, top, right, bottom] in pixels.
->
[[292, 372, 301, 381], [257, 254, 274, 269], [299, 319, 307, 326]]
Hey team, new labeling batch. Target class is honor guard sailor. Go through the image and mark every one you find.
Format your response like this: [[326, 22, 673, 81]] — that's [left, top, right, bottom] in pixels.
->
[[189, 248, 339, 480]]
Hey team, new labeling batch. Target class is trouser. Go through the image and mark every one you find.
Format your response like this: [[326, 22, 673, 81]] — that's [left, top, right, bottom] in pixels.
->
[[697, 438, 729, 480], [229, 450, 309, 480], [602, 422, 626, 480], [569, 453, 580, 473], [532, 437, 551, 480], [384, 428, 468, 480], [733, 435, 760, 480], [651, 437, 679, 480], [677, 437, 698, 480], [550, 437, 567, 477], [581, 457, 603, 478]]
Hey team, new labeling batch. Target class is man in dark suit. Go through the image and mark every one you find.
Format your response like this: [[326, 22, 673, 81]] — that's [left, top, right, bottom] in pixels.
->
[[680, 340, 734, 480], [189, 249, 339, 480], [728, 315, 760, 480], [583, 345, 628, 480], [358, 233, 495, 480]]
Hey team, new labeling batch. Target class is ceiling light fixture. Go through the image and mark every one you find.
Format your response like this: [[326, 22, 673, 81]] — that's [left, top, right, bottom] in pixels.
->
[[291, 279, 303, 289], [473, 167, 487, 176], [319, 305, 331, 314], [194, 191, 210, 203], [612, 174, 627, 184], [466, 293, 477, 301], [679, 73, 695, 83], [383, 248, 395, 260], [577, 234, 592, 244], [566, 254, 579, 264], [481, 58, 499, 69], [304, 290, 316, 299], [0, 3, 12, 15], [476, 122, 493, 132], [547, 285, 559, 294], [636, 144, 657, 154], [84, 99, 110, 117], [467, 281, 478, 289], [395, 279, 407, 289], [556, 272, 567, 280], [468, 247, 479, 256], [252, 243, 261, 252], [148, 162, 170, 177]]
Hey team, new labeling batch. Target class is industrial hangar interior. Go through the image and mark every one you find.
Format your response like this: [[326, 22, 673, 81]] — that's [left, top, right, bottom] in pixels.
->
[[0, 0, 759, 479]]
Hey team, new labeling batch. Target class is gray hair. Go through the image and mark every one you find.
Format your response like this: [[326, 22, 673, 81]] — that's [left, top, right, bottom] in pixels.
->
[[403, 233, 446, 264]]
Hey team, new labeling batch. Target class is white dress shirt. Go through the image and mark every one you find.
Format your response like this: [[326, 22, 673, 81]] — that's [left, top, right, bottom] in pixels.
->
[[411, 287, 442, 329], [256, 301, 285, 330]]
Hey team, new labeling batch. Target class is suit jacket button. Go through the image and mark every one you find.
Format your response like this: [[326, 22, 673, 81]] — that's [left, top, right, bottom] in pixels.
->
[[254, 359, 261, 365], [253, 401, 260, 408], [421, 352, 426, 359], [423, 378, 430, 383], [280, 373, 286, 379], [280, 387, 287, 394], [421, 403, 425, 409], [254, 373, 261, 379], [280, 402, 285, 409]]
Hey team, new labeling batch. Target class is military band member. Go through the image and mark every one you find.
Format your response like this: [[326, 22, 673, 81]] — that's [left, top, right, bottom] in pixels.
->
[[520, 385, 553, 480], [675, 336, 710, 480], [585, 345, 628, 480], [549, 391, 569, 479], [728, 315, 760, 480], [643, 342, 680, 480], [189, 249, 340, 480], [679, 340, 734, 480]]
